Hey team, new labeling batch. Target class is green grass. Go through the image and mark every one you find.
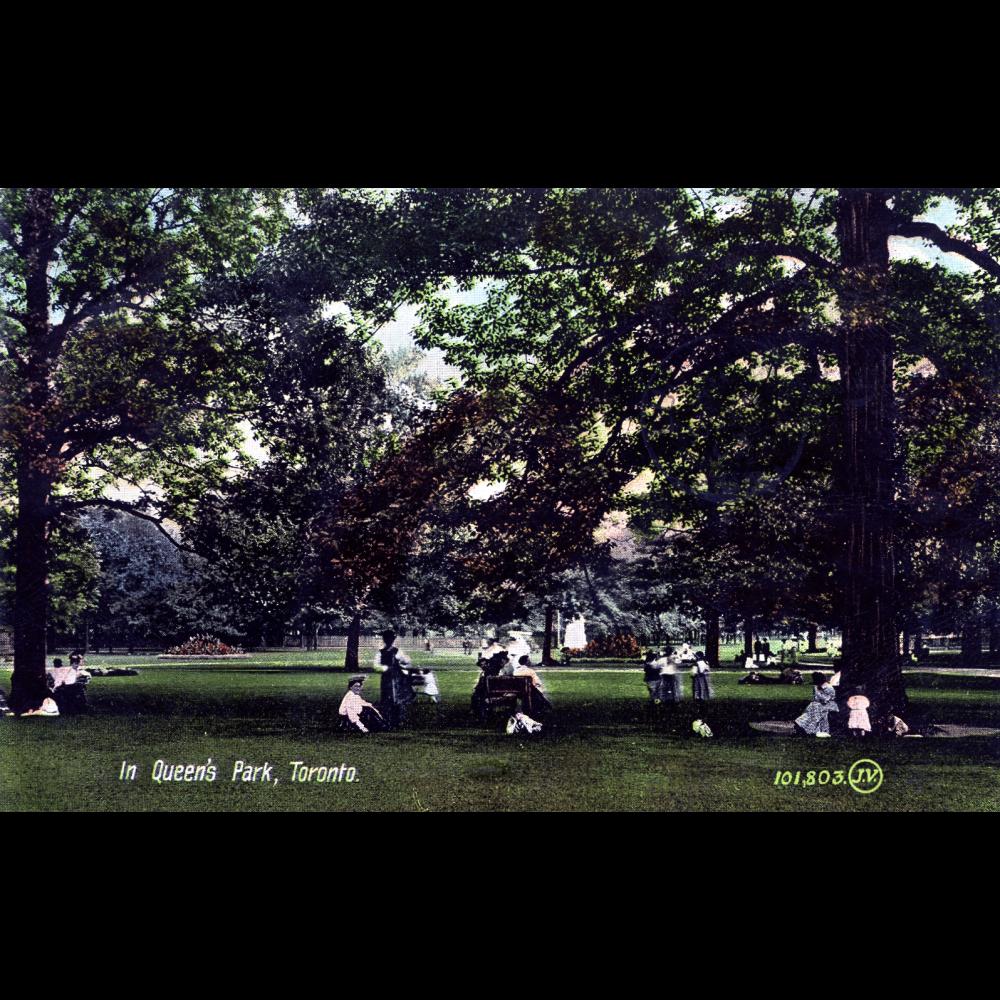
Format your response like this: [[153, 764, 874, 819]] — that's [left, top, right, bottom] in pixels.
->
[[1, 655, 998, 812]]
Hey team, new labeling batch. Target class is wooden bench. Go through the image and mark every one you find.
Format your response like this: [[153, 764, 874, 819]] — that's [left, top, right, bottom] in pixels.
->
[[477, 675, 537, 719]]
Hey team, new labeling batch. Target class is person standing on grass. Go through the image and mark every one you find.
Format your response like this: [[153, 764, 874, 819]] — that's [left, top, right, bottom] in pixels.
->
[[374, 629, 414, 730], [691, 651, 713, 705], [793, 672, 839, 738], [644, 651, 663, 702], [846, 687, 871, 738]]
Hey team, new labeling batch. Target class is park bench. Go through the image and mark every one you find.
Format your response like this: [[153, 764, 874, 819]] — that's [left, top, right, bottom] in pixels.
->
[[478, 675, 537, 720]]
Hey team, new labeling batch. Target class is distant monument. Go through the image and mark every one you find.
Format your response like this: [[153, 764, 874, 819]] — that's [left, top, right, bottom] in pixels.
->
[[564, 617, 587, 650]]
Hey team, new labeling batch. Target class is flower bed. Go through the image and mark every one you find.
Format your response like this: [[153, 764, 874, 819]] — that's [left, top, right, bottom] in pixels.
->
[[162, 635, 246, 656]]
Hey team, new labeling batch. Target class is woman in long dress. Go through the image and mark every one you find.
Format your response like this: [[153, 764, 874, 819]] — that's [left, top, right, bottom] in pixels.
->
[[794, 672, 839, 737], [374, 629, 415, 729], [691, 652, 713, 704]]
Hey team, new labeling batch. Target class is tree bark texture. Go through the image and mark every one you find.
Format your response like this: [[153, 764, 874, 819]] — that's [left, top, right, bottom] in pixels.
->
[[704, 612, 720, 669], [542, 604, 557, 665], [835, 190, 907, 717], [344, 611, 362, 672], [10, 189, 58, 713]]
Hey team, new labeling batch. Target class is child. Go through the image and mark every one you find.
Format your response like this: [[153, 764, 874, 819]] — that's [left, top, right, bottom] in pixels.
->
[[691, 651, 713, 704], [659, 652, 683, 704], [338, 676, 385, 734], [846, 686, 871, 737]]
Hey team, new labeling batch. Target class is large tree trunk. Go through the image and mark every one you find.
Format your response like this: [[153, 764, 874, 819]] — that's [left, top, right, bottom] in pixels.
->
[[344, 610, 362, 672], [807, 622, 818, 653], [704, 612, 720, 669], [10, 462, 53, 713], [542, 604, 557, 665], [9, 190, 58, 715], [743, 614, 754, 659], [835, 190, 907, 718]]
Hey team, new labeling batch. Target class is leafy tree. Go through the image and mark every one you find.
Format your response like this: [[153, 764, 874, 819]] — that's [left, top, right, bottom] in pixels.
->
[[399, 187, 1000, 716], [79, 509, 192, 650], [0, 506, 101, 641], [0, 187, 430, 708]]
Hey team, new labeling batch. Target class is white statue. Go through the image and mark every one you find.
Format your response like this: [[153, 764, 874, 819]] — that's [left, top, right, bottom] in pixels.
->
[[564, 617, 587, 650]]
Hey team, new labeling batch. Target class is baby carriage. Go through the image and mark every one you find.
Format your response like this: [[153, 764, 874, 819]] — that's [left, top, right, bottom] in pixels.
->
[[506, 711, 543, 735]]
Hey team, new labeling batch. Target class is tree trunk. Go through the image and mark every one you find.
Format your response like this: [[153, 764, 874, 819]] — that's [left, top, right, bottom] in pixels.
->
[[989, 622, 998, 656], [961, 618, 982, 667], [10, 463, 53, 713], [9, 190, 58, 714], [344, 611, 362, 672], [743, 615, 754, 659], [704, 612, 720, 669], [542, 604, 557, 665], [835, 190, 907, 717], [807, 622, 818, 653]]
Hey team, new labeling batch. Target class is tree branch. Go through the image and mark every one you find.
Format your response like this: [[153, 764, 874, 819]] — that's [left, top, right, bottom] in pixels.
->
[[58, 498, 197, 554], [892, 220, 1000, 280]]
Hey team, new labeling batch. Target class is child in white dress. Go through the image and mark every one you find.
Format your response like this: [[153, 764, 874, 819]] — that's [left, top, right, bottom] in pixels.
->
[[846, 686, 871, 737]]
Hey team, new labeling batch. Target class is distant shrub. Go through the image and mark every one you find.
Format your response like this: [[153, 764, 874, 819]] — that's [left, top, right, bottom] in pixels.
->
[[166, 634, 244, 655]]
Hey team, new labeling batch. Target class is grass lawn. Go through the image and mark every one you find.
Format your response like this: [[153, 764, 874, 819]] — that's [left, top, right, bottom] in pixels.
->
[[1, 653, 998, 812]]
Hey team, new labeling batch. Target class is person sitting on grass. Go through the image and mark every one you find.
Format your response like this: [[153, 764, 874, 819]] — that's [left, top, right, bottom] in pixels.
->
[[339, 675, 386, 733], [793, 671, 839, 738], [780, 664, 804, 684], [46, 656, 90, 715]]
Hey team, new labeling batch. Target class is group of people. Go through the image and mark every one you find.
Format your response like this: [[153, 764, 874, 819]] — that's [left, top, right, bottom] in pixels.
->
[[791, 671, 910, 738], [470, 638, 553, 724], [0, 650, 91, 718], [750, 636, 801, 665], [338, 629, 442, 733], [338, 631, 554, 735], [643, 644, 714, 706]]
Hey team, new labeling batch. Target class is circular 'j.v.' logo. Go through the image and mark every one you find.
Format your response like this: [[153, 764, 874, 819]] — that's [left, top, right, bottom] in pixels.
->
[[848, 758, 884, 794]]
